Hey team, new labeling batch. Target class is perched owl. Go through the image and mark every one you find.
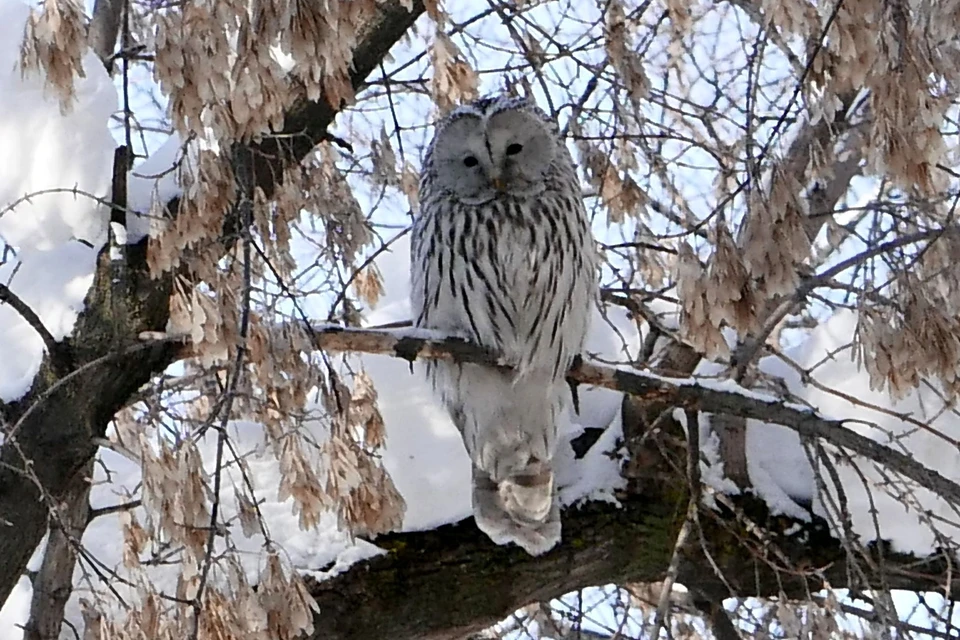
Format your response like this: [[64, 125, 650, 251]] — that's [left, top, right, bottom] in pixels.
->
[[410, 95, 598, 555]]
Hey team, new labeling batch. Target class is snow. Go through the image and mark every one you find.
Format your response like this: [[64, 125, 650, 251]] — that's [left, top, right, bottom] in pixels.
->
[[0, 218, 100, 402], [669, 408, 741, 503], [0, 537, 45, 635], [746, 355, 816, 517], [361, 351, 474, 529], [125, 133, 188, 242], [647, 308, 960, 552], [784, 310, 960, 554], [687, 351, 820, 518], [708, 309, 960, 554], [0, 0, 116, 251], [51, 422, 384, 629], [0, 0, 117, 402], [0, 578, 30, 635], [358, 237, 472, 529], [557, 406, 626, 507]]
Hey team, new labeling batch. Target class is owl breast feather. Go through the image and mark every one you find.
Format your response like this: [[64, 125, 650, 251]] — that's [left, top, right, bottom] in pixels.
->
[[412, 184, 594, 380]]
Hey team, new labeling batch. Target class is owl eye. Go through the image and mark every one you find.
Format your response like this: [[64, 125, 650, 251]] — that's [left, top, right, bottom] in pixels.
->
[[506, 143, 523, 155], [463, 156, 479, 167]]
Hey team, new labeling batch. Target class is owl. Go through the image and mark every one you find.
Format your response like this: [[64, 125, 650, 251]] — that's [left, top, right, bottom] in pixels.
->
[[410, 95, 598, 555]]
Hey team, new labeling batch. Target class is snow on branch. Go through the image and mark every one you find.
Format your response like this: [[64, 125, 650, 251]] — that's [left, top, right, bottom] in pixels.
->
[[143, 324, 960, 508]]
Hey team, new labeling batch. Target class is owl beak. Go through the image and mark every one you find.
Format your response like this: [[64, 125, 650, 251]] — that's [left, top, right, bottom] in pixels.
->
[[488, 166, 504, 192]]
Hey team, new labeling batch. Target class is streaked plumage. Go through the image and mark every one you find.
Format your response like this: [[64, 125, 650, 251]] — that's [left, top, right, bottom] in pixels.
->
[[410, 95, 598, 555]]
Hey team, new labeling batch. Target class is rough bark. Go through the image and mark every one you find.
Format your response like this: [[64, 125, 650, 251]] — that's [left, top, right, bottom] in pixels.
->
[[306, 490, 683, 640], [0, 0, 425, 607], [22, 459, 93, 640], [305, 443, 958, 640], [0, 240, 175, 607]]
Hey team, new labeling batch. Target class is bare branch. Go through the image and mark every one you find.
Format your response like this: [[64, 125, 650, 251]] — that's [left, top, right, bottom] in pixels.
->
[[0, 284, 69, 374], [22, 459, 92, 640], [145, 324, 960, 508]]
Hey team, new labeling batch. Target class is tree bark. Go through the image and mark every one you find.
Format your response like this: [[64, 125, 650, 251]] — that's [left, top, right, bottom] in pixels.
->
[[0, 240, 175, 607], [304, 452, 958, 640], [22, 459, 93, 640], [88, 0, 125, 66]]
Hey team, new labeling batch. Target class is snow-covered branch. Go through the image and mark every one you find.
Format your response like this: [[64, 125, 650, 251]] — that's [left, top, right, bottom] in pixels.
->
[[324, 327, 960, 507], [303, 482, 960, 640], [147, 323, 960, 509]]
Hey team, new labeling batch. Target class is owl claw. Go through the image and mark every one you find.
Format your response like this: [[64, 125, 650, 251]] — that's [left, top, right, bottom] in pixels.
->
[[499, 470, 554, 523], [472, 467, 561, 556], [480, 440, 551, 484], [474, 503, 561, 556]]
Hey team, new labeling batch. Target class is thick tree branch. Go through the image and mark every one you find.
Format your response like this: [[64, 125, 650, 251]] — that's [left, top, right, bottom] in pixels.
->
[[22, 459, 93, 640], [305, 473, 959, 640], [248, 0, 427, 197]]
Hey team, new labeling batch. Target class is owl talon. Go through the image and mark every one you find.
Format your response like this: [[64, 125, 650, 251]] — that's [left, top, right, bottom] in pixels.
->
[[474, 506, 561, 555], [473, 467, 560, 555], [499, 469, 554, 523]]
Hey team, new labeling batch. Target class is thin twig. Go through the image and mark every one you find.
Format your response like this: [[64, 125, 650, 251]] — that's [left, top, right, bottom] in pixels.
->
[[650, 407, 703, 638], [649, 498, 697, 639], [190, 170, 255, 638], [87, 499, 142, 523]]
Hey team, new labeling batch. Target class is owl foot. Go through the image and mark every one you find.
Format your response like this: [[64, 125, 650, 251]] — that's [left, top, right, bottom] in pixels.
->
[[499, 468, 554, 524], [472, 467, 561, 556], [482, 443, 552, 486]]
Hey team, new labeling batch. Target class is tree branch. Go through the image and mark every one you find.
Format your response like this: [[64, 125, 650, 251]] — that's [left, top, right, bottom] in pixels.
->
[[319, 328, 960, 507], [247, 0, 427, 197], [22, 459, 92, 640], [88, 0, 125, 67], [147, 324, 960, 510], [304, 482, 959, 640], [0, 284, 70, 374]]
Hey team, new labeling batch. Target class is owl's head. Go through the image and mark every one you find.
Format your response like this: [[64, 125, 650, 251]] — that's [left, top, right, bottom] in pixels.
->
[[426, 96, 560, 205]]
